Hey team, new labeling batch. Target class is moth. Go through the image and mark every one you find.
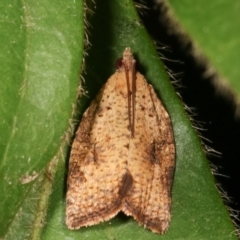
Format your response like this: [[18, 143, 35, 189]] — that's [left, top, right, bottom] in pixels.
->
[[66, 47, 175, 234]]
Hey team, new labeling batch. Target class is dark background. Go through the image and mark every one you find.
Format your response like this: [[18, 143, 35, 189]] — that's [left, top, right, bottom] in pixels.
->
[[139, 0, 240, 227]]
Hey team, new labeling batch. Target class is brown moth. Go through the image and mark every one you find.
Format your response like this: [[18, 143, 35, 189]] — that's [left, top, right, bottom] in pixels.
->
[[66, 47, 175, 234]]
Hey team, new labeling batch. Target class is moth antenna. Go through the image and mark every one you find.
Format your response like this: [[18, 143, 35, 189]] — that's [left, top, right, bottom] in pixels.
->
[[122, 47, 136, 137]]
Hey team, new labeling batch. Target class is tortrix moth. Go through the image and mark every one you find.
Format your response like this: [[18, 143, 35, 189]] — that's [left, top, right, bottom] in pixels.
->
[[66, 47, 175, 234]]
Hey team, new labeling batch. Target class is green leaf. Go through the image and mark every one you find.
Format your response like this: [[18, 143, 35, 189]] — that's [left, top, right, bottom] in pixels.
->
[[163, 0, 240, 101], [0, 0, 84, 238], [0, 0, 237, 239]]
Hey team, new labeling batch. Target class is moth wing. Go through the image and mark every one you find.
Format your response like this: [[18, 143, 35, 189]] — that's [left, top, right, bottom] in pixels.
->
[[122, 73, 175, 234], [66, 75, 133, 229]]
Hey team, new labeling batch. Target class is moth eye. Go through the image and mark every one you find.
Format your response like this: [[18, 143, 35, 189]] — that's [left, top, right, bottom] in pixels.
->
[[115, 57, 123, 69]]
